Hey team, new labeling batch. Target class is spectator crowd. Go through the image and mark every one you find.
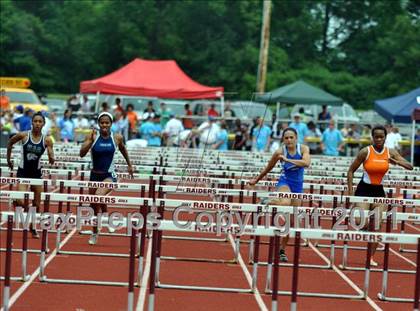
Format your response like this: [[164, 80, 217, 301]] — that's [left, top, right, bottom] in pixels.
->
[[1, 95, 418, 166]]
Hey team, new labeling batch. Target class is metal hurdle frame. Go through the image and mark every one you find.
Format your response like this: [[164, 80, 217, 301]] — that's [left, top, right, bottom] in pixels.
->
[[147, 192, 420, 297], [147, 220, 420, 311], [36, 193, 143, 287], [339, 195, 419, 274], [151, 189, 277, 293], [260, 192, 420, 297], [153, 186, 243, 284], [76, 178, 418, 274], [378, 200, 420, 303], [0, 177, 51, 236], [152, 209, 255, 295], [139, 172, 400, 256], [1, 211, 139, 311], [55, 178, 148, 240], [157, 183, 243, 265], [0, 191, 34, 281], [157, 168, 230, 244], [264, 197, 364, 299], [399, 188, 419, 253], [148, 182, 338, 270], [335, 187, 394, 260], [53, 186, 150, 285], [377, 238, 420, 304], [2, 216, 13, 311], [103, 156, 420, 182], [313, 187, 392, 252]]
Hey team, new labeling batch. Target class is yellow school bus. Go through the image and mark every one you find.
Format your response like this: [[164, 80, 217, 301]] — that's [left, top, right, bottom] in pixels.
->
[[0, 77, 48, 112]]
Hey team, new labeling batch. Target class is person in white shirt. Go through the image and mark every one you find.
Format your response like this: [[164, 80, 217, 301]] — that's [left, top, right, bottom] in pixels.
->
[[41, 112, 52, 137], [385, 125, 402, 151], [80, 95, 91, 113], [112, 110, 129, 142], [164, 113, 184, 146], [392, 127, 402, 151], [73, 111, 89, 143], [198, 116, 220, 148], [74, 111, 89, 128], [142, 101, 156, 120]]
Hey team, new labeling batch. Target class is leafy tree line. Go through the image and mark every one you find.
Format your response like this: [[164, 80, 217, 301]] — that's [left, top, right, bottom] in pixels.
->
[[0, 0, 419, 109]]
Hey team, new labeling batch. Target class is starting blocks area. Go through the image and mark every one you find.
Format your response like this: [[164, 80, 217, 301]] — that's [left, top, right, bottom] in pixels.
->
[[0, 145, 419, 311]]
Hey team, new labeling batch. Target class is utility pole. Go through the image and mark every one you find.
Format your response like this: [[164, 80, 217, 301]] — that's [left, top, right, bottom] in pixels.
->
[[256, 0, 272, 94]]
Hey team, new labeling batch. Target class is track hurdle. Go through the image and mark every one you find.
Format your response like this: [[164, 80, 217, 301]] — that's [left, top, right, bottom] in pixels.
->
[[2, 207, 142, 288], [377, 197, 420, 303], [317, 188, 394, 254], [2, 215, 13, 311], [0, 191, 34, 281], [399, 188, 420, 253], [147, 221, 420, 311], [1, 211, 140, 311], [37, 191, 149, 280]]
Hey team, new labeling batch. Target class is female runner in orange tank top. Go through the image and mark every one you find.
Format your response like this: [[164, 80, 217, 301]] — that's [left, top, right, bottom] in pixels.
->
[[347, 125, 413, 266]]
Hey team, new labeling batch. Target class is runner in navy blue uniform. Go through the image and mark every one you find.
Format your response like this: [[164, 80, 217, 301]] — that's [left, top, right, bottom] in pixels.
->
[[80, 112, 133, 245], [7, 112, 55, 238], [249, 128, 311, 262]]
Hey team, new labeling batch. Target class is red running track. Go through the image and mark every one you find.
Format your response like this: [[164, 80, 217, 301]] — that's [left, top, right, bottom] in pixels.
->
[[1, 180, 419, 310]]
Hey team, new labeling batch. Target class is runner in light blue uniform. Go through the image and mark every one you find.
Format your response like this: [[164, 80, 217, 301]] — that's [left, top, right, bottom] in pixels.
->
[[276, 144, 304, 193], [249, 127, 311, 263]]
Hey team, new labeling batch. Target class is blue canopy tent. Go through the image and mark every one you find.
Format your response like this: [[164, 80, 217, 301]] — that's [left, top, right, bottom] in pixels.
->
[[375, 87, 420, 165], [374, 87, 420, 123]]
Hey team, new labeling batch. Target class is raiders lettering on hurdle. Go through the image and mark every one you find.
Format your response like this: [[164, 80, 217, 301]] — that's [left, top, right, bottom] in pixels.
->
[[0, 177, 22, 185], [183, 187, 217, 194], [180, 177, 212, 183]]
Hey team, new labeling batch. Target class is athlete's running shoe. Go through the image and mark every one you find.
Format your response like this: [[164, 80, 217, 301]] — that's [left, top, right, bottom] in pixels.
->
[[31, 229, 40, 239], [279, 249, 288, 262], [89, 233, 98, 245]]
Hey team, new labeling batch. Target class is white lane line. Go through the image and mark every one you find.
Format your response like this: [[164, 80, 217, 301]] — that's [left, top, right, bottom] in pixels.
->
[[228, 235, 268, 311], [387, 245, 417, 267], [406, 223, 420, 232], [308, 242, 382, 311], [136, 237, 152, 311], [1, 228, 77, 311]]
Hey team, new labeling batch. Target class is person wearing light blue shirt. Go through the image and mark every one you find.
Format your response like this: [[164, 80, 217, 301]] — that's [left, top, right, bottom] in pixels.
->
[[139, 115, 161, 146], [214, 122, 228, 151], [252, 117, 272, 152], [321, 120, 344, 156], [59, 109, 75, 142], [289, 114, 308, 144], [151, 115, 163, 146]]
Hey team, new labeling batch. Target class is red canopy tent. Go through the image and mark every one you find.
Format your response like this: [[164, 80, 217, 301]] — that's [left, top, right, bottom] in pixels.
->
[[80, 58, 223, 99]]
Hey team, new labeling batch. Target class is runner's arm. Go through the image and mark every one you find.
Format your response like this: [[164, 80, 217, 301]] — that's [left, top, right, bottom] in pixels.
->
[[389, 148, 413, 170], [79, 129, 95, 157], [347, 147, 368, 196], [281, 144, 311, 168], [115, 134, 133, 177], [6, 132, 26, 170], [249, 150, 281, 185], [45, 136, 55, 165]]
